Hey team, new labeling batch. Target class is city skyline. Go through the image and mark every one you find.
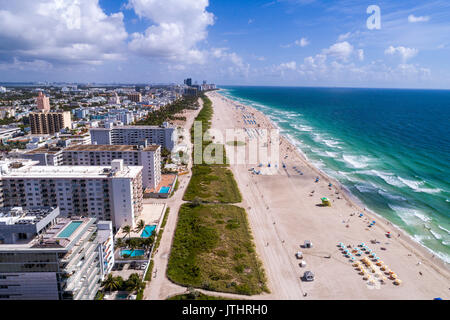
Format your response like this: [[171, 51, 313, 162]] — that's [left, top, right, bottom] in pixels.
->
[[0, 0, 449, 89]]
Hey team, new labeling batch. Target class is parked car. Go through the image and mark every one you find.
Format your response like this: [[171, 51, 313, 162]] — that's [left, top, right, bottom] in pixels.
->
[[140, 263, 148, 270]]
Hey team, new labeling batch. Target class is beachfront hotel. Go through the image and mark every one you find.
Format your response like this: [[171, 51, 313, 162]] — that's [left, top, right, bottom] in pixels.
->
[[0, 207, 107, 300], [29, 110, 72, 135], [0, 159, 143, 229], [90, 123, 176, 151], [62, 144, 161, 190]]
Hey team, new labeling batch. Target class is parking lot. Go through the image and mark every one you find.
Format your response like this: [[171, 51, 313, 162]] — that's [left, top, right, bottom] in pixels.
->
[[110, 261, 148, 279]]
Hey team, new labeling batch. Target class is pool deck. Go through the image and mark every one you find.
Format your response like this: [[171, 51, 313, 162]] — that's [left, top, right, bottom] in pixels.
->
[[115, 203, 166, 239], [145, 174, 177, 196]]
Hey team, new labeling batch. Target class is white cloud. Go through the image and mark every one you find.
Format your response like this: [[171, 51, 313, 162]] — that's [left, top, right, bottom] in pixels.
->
[[0, 58, 53, 71], [279, 61, 297, 71], [385, 46, 418, 62], [323, 41, 354, 61], [408, 14, 430, 23], [127, 0, 214, 64], [337, 32, 351, 41], [281, 37, 309, 48], [0, 0, 128, 66], [252, 55, 266, 61], [295, 37, 310, 47], [211, 47, 246, 69]]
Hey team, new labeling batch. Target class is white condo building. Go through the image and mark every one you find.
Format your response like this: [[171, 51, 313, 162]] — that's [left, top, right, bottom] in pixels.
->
[[0, 207, 109, 300], [90, 123, 176, 151], [62, 144, 161, 190], [0, 159, 143, 229], [96, 221, 114, 280]]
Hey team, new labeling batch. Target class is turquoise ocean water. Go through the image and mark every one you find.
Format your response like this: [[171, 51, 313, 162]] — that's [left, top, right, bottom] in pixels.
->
[[219, 86, 450, 263]]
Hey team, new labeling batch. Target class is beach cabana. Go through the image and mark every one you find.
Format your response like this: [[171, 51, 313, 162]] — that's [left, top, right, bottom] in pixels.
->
[[321, 197, 331, 207]]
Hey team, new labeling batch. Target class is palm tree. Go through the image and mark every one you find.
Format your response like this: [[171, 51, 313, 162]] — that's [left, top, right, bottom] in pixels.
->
[[122, 225, 132, 240], [102, 274, 120, 295], [143, 237, 154, 251], [125, 273, 146, 293], [135, 220, 146, 235], [115, 238, 124, 249]]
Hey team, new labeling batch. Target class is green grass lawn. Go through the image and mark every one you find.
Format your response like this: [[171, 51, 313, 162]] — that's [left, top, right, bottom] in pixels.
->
[[183, 165, 242, 203], [167, 204, 268, 295]]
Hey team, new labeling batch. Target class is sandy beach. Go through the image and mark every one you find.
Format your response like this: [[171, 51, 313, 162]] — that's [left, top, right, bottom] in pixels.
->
[[206, 90, 450, 300]]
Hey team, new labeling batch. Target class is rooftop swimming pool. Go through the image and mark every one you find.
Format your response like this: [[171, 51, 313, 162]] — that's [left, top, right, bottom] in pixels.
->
[[120, 249, 145, 257], [159, 186, 171, 194], [57, 221, 83, 238], [140, 225, 156, 238]]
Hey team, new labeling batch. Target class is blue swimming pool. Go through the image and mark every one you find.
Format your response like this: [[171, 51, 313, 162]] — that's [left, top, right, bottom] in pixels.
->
[[57, 221, 83, 238], [140, 225, 156, 238], [159, 186, 171, 193], [120, 249, 145, 257]]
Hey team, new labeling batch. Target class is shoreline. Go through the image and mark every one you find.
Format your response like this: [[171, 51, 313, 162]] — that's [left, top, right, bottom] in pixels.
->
[[216, 89, 449, 271], [208, 89, 449, 299]]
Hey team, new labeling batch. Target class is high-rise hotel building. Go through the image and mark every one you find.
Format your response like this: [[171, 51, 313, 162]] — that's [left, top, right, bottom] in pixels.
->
[[0, 159, 143, 229], [29, 110, 72, 135]]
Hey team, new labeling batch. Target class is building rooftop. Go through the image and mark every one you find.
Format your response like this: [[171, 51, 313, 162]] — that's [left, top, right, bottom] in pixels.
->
[[90, 124, 173, 130], [0, 207, 57, 226], [64, 144, 160, 152], [0, 217, 95, 251], [0, 161, 142, 179], [24, 145, 64, 155]]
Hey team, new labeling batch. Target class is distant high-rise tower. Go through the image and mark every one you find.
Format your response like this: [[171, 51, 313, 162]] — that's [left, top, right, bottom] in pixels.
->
[[128, 92, 142, 103], [29, 111, 72, 134], [184, 78, 192, 87], [36, 92, 50, 111]]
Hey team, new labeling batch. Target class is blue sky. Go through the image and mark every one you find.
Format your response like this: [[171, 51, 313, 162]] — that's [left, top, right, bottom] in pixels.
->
[[0, 0, 449, 88]]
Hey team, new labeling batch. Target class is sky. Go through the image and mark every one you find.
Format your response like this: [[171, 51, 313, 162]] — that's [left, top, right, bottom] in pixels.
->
[[0, 0, 449, 89]]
